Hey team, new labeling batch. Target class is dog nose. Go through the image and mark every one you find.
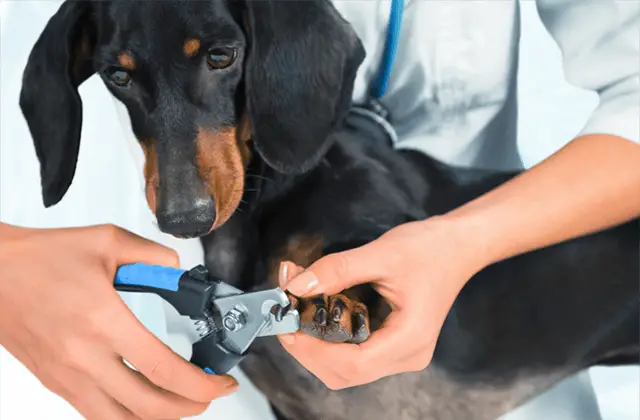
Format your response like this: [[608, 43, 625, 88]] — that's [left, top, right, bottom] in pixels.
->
[[157, 198, 216, 238]]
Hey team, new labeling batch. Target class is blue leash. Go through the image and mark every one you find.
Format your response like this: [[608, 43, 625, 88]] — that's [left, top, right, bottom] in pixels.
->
[[370, 0, 405, 100]]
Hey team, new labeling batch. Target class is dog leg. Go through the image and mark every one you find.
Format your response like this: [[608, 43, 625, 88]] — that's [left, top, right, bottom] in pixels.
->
[[270, 404, 290, 420], [201, 211, 258, 290]]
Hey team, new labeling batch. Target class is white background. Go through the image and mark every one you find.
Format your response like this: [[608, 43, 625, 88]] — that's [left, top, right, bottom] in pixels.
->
[[0, 1, 638, 419]]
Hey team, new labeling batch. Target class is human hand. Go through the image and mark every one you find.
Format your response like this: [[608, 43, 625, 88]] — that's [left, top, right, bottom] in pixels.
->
[[0, 223, 238, 420], [276, 217, 488, 390]]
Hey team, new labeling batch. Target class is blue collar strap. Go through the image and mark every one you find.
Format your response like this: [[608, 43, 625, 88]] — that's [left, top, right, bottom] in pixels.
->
[[369, 0, 405, 100]]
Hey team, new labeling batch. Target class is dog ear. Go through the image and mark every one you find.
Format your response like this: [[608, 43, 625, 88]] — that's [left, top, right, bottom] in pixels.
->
[[243, 0, 365, 174], [19, 1, 96, 207]]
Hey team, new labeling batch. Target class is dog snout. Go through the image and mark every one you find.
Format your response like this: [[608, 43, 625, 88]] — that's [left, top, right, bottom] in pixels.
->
[[156, 197, 216, 238], [152, 138, 218, 238]]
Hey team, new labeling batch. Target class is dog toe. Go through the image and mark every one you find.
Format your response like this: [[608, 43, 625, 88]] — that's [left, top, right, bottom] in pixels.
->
[[294, 293, 371, 344]]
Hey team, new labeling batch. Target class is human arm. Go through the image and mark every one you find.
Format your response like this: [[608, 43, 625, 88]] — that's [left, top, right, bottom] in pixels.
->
[[0, 222, 238, 419], [277, 135, 640, 389], [275, 0, 640, 389], [452, 134, 640, 266], [443, 0, 640, 265]]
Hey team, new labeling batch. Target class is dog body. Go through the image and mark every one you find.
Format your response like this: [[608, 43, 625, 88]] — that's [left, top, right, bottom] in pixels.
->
[[202, 111, 638, 420], [20, 1, 639, 419]]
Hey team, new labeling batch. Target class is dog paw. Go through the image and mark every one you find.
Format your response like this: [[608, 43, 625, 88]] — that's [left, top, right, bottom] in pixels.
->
[[287, 293, 370, 344]]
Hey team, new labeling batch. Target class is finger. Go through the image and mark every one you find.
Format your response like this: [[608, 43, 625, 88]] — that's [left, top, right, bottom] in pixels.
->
[[277, 332, 397, 389], [279, 261, 305, 288], [277, 332, 364, 389], [359, 310, 435, 371], [65, 383, 138, 420], [39, 364, 139, 420], [358, 311, 418, 362], [98, 224, 181, 269], [284, 244, 385, 297], [279, 311, 420, 389], [88, 354, 211, 419], [108, 305, 239, 403]]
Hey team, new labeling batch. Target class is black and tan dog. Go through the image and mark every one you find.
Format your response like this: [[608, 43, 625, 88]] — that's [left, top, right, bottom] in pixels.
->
[[19, 1, 638, 419]]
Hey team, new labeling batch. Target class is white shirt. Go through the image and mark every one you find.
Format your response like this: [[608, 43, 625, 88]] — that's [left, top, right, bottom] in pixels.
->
[[332, 0, 640, 171], [331, 2, 640, 419]]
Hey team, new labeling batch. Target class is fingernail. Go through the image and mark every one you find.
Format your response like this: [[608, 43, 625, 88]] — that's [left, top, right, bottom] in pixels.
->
[[225, 377, 239, 389], [281, 261, 302, 289], [279, 333, 296, 345], [285, 271, 320, 297], [279, 261, 290, 286]]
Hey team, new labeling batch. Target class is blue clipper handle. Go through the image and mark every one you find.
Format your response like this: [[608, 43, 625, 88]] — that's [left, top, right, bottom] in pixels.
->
[[114, 263, 217, 320], [115, 263, 186, 292]]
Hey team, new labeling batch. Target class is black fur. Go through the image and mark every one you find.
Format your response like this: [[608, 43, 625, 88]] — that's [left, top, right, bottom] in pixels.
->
[[19, 1, 95, 207], [244, 1, 365, 174], [20, 1, 639, 419]]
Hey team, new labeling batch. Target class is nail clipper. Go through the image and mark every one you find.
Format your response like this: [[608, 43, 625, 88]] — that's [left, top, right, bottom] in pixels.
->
[[114, 263, 300, 374]]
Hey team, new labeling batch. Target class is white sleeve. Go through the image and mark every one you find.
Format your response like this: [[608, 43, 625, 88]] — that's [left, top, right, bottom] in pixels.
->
[[535, 0, 639, 143]]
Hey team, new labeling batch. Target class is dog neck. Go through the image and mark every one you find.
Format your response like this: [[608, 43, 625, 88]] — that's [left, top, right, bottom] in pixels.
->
[[241, 149, 315, 216]]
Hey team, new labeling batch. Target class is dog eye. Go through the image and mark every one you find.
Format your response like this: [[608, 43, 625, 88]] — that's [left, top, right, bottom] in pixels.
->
[[206, 47, 237, 70], [105, 67, 131, 87]]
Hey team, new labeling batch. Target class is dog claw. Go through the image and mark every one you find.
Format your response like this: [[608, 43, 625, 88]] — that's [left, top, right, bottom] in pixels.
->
[[314, 307, 327, 326], [354, 312, 366, 331], [332, 304, 342, 322]]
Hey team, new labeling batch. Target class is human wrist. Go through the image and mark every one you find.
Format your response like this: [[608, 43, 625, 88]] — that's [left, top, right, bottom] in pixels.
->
[[426, 210, 504, 274]]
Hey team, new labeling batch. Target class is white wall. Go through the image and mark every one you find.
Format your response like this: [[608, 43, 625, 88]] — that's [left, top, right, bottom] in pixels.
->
[[0, 1, 637, 419]]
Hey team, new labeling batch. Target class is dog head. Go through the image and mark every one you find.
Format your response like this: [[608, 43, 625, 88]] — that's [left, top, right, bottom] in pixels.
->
[[20, 0, 364, 238]]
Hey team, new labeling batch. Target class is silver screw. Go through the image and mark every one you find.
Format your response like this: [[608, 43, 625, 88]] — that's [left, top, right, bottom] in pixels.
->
[[222, 308, 246, 332]]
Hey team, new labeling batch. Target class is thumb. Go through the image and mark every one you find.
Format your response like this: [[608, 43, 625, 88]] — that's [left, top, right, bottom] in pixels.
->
[[99, 225, 181, 269], [284, 244, 382, 297]]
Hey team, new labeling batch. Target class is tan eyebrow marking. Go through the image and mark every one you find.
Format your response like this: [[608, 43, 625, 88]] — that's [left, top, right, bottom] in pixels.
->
[[118, 53, 136, 70], [183, 38, 201, 57]]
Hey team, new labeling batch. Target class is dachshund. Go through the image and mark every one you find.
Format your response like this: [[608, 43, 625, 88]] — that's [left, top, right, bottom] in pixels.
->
[[19, 1, 639, 419]]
